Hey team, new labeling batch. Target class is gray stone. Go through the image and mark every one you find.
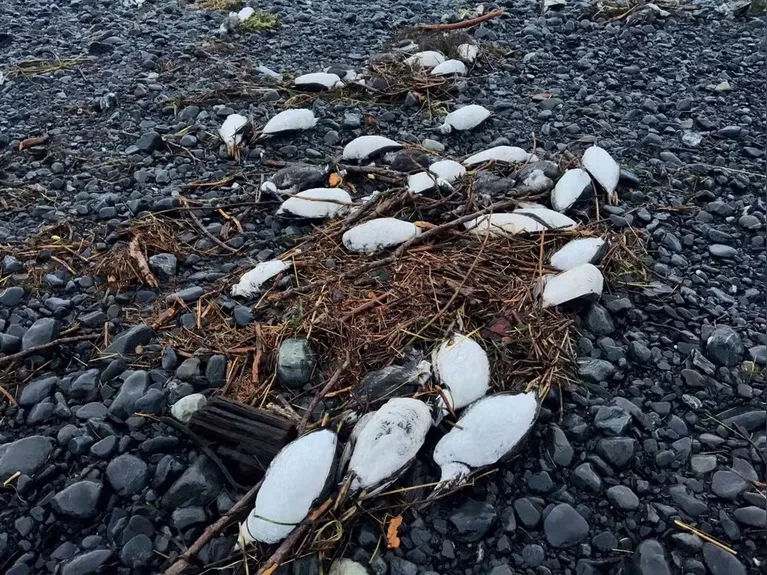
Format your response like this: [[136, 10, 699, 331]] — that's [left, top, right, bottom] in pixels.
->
[[175, 358, 201, 381], [706, 326, 744, 367], [90, 435, 117, 458], [277, 338, 316, 389], [389, 557, 417, 575], [607, 485, 640, 510], [733, 506, 766, 527], [102, 324, 153, 357], [596, 437, 636, 468], [703, 542, 746, 575], [165, 286, 204, 303], [18, 376, 57, 406], [690, 454, 717, 474], [149, 253, 177, 279], [572, 463, 602, 492], [27, 400, 55, 424], [0, 286, 24, 306], [522, 544, 545, 567], [579, 359, 615, 382], [107, 454, 149, 496], [108, 371, 149, 419], [61, 550, 112, 575], [748, 345, 767, 365], [135, 131, 163, 153], [545, 425, 573, 467], [723, 410, 766, 431], [584, 304, 614, 335], [172, 506, 207, 530], [449, 499, 496, 542], [543, 503, 589, 548], [121, 534, 153, 567], [0, 435, 54, 480], [709, 244, 737, 258], [52, 481, 103, 518], [205, 355, 227, 387], [669, 485, 707, 517], [488, 568, 514, 575], [594, 405, 631, 435], [22, 317, 59, 350], [70, 369, 100, 399], [161, 456, 222, 509], [631, 540, 671, 575]]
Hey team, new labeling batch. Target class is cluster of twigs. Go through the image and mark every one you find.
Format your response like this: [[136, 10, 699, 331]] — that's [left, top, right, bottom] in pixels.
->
[[6, 56, 88, 78]]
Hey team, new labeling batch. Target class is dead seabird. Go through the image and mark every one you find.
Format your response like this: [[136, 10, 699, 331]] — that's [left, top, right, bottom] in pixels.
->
[[438, 104, 491, 134], [430, 59, 467, 76], [456, 43, 479, 63], [462, 145, 532, 166], [541, 262, 604, 307], [342, 217, 422, 254], [342, 398, 431, 494], [431, 333, 490, 422], [551, 168, 593, 212], [294, 72, 344, 91], [581, 145, 620, 202], [342, 135, 403, 162], [231, 259, 291, 298], [276, 188, 352, 219], [262, 108, 317, 135], [218, 113, 251, 157], [260, 163, 330, 195], [431, 392, 539, 495], [404, 50, 446, 68], [242, 429, 337, 544], [550, 237, 606, 271]]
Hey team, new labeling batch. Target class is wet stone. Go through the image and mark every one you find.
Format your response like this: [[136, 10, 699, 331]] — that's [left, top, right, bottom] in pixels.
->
[[632, 539, 671, 575], [449, 499, 497, 542], [121, 534, 153, 567], [545, 424, 573, 467], [579, 359, 615, 383], [572, 463, 603, 493], [102, 325, 153, 357], [106, 454, 149, 496], [61, 550, 112, 575], [596, 438, 636, 468], [161, 456, 222, 509], [543, 503, 589, 548], [18, 376, 57, 406], [277, 338, 317, 389], [594, 405, 631, 436], [51, 481, 103, 518], [606, 485, 640, 510], [21, 317, 59, 350], [706, 326, 744, 367], [108, 370, 149, 419], [703, 542, 746, 575], [0, 435, 54, 480]]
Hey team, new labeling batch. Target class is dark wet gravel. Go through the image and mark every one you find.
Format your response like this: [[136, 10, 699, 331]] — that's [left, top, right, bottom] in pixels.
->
[[0, 0, 766, 574]]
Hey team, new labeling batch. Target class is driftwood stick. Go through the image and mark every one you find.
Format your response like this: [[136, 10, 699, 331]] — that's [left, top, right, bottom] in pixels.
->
[[163, 479, 264, 575], [415, 9, 504, 30], [0, 334, 100, 367], [255, 497, 334, 575], [128, 236, 159, 288], [178, 195, 241, 254], [297, 354, 351, 434]]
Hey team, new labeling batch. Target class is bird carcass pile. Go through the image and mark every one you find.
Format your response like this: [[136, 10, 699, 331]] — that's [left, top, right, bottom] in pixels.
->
[[166, 129, 645, 573]]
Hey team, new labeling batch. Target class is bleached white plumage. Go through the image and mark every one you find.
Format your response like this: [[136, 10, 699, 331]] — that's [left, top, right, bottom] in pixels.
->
[[521, 169, 553, 192], [407, 171, 436, 194], [465, 208, 576, 236], [439, 104, 491, 134], [550, 237, 606, 271], [433, 392, 538, 487], [551, 168, 593, 212], [432, 333, 490, 416], [342, 135, 402, 161], [429, 159, 466, 183], [430, 59, 467, 76], [294, 72, 343, 90], [329, 559, 370, 575], [231, 259, 291, 297], [342, 218, 421, 254], [244, 429, 337, 544], [345, 398, 431, 492], [218, 114, 249, 155], [276, 188, 352, 218], [463, 146, 531, 166], [457, 43, 479, 63], [262, 109, 317, 135], [404, 51, 445, 68], [541, 263, 604, 307], [581, 145, 619, 196]]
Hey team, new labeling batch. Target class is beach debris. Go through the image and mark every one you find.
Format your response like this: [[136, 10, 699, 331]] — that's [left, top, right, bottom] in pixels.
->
[[431, 333, 490, 421], [342, 135, 403, 162], [262, 109, 317, 135], [551, 168, 593, 212], [432, 392, 539, 492], [243, 429, 337, 544], [231, 259, 291, 297], [438, 104, 491, 134], [276, 188, 352, 218], [550, 237, 606, 271], [344, 398, 431, 493], [342, 218, 422, 254], [541, 263, 604, 307]]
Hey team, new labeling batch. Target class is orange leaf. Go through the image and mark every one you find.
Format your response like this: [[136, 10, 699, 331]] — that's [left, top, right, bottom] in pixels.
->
[[387, 515, 403, 549], [329, 173, 343, 187], [262, 565, 279, 575]]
